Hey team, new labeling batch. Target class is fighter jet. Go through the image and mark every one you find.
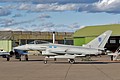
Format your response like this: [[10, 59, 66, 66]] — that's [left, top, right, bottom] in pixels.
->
[[13, 30, 112, 64], [0, 49, 10, 61], [42, 30, 112, 64]]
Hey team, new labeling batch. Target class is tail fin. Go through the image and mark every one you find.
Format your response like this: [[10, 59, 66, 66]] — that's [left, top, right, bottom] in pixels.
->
[[83, 30, 112, 49]]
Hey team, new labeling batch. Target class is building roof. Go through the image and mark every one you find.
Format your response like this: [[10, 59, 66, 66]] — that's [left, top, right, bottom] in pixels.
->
[[73, 24, 120, 37], [0, 31, 13, 40], [0, 31, 73, 40]]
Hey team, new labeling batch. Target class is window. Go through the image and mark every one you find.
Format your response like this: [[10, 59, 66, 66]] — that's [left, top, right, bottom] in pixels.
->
[[119, 40, 120, 43], [110, 40, 116, 43]]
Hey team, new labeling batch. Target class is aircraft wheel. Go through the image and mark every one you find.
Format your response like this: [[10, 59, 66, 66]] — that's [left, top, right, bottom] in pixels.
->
[[69, 59, 75, 64], [25, 58, 28, 61], [25, 55, 28, 61], [19, 56, 21, 61], [19, 58, 21, 61], [54, 58, 56, 61], [111, 55, 113, 61], [44, 60, 47, 64], [7, 57, 10, 61], [18, 55, 22, 61]]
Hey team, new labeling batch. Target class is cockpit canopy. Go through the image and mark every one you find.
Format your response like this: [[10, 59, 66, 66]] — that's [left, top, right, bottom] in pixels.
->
[[29, 40, 50, 44]]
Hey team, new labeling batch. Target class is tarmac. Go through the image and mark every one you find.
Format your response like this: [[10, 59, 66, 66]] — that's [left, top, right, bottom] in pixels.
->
[[0, 55, 120, 80]]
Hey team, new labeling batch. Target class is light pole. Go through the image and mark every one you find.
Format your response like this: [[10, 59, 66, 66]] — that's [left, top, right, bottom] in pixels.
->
[[53, 31, 55, 44]]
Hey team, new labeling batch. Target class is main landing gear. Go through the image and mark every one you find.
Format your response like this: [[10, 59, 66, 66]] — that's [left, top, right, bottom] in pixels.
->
[[25, 55, 28, 61], [6, 55, 10, 61], [44, 60, 47, 64], [44, 56, 48, 64], [19, 55, 29, 61], [68, 59, 75, 64]]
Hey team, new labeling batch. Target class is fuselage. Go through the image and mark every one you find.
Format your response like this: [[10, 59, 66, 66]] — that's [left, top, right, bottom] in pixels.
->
[[13, 43, 102, 56]]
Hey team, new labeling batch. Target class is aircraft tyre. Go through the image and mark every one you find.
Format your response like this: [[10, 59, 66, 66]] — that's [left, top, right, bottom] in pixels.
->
[[54, 58, 56, 61], [7, 56, 10, 61], [25, 58, 28, 61], [111, 55, 113, 61], [25, 55, 28, 61], [19, 58, 21, 61], [44, 60, 47, 64], [69, 59, 75, 64], [19, 55, 21, 61]]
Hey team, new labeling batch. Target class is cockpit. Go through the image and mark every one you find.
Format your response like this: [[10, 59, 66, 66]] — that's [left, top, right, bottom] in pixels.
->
[[28, 40, 50, 44]]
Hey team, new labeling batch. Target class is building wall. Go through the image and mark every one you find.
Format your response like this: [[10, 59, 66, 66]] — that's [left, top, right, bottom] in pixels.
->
[[0, 40, 12, 52], [12, 31, 73, 46], [85, 37, 96, 44], [74, 37, 96, 46], [74, 37, 85, 46], [105, 36, 120, 51]]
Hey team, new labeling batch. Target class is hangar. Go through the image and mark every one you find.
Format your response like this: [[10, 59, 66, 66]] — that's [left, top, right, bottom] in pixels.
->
[[73, 24, 120, 52]]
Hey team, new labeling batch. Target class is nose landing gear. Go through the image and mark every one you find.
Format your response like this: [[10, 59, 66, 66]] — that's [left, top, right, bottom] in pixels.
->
[[68, 59, 75, 64]]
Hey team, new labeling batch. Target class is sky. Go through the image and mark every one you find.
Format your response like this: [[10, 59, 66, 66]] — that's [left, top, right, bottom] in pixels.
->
[[0, 0, 120, 32]]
